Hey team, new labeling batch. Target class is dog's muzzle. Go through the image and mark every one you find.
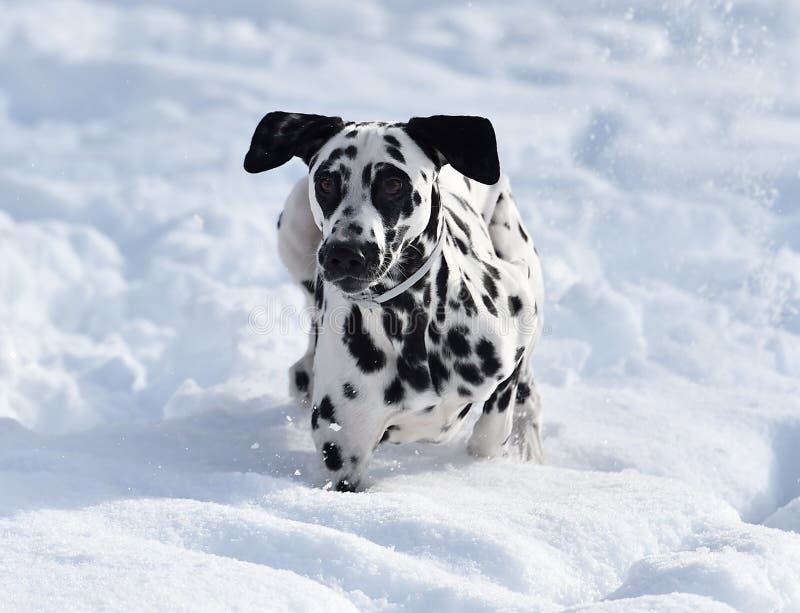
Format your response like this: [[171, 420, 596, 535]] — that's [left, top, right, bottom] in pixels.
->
[[319, 240, 381, 292]]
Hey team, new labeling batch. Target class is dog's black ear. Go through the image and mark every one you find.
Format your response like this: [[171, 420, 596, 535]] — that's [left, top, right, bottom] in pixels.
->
[[244, 111, 345, 173], [405, 115, 500, 185]]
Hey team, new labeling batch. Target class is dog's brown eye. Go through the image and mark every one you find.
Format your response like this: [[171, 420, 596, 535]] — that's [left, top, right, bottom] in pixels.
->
[[384, 178, 402, 194], [317, 176, 334, 194]]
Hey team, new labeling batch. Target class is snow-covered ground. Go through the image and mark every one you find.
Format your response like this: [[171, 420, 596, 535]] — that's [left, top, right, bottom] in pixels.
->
[[1, 0, 799, 610]]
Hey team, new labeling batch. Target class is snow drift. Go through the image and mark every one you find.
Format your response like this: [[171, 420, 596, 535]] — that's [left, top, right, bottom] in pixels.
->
[[1, 0, 799, 610]]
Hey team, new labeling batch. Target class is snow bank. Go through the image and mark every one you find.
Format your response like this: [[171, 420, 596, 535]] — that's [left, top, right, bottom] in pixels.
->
[[1, 0, 799, 610]]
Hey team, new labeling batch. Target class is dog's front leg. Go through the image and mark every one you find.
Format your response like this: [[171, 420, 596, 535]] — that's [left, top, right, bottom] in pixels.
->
[[309, 388, 388, 492]]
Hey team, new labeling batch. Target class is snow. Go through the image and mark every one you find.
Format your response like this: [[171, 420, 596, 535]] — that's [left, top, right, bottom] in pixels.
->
[[1, 0, 799, 610]]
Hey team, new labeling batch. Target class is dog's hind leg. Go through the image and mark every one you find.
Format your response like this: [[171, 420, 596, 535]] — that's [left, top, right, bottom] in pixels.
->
[[467, 366, 519, 459], [278, 177, 322, 404], [467, 359, 544, 463], [509, 364, 544, 463]]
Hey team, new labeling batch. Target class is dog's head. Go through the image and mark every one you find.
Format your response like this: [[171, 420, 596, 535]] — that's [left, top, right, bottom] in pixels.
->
[[245, 113, 500, 293]]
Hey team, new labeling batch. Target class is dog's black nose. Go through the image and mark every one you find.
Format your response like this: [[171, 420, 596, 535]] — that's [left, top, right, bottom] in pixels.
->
[[323, 242, 367, 278]]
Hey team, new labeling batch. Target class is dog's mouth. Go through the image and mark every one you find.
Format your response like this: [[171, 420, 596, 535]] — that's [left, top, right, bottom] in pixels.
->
[[331, 275, 373, 294], [323, 252, 394, 295]]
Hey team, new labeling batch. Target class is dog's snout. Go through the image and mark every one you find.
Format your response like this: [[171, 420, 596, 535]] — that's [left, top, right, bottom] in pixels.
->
[[323, 242, 367, 278]]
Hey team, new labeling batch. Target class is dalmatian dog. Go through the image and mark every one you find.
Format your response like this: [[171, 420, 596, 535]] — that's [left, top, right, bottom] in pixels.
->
[[245, 112, 544, 491]]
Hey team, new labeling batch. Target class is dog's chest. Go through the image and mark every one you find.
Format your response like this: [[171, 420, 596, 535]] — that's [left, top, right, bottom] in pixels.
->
[[316, 216, 534, 423]]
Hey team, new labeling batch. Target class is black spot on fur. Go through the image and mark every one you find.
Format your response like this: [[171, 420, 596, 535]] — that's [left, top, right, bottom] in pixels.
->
[[455, 361, 483, 385], [382, 308, 403, 340], [277, 212, 283, 229], [412, 190, 421, 205], [427, 321, 441, 344], [449, 210, 472, 238], [457, 385, 471, 397], [322, 442, 343, 471], [458, 281, 478, 317], [361, 163, 372, 189], [446, 326, 471, 357], [346, 129, 358, 138], [463, 176, 471, 190], [311, 404, 320, 429], [386, 146, 405, 163], [436, 304, 446, 324], [318, 395, 335, 422], [518, 223, 529, 241], [453, 236, 469, 254], [508, 295, 522, 315], [483, 272, 498, 299], [345, 145, 358, 159], [435, 258, 449, 322], [384, 377, 404, 405], [498, 387, 512, 412], [483, 387, 498, 413], [343, 305, 386, 373], [343, 382, 358, 399], [397, 356, 430, 391], [485, 262, 501, 280], [337, 163, 351, 186], [516, 381, 531, 404], [348, 222, 363, 235], [482, 294, 498, 316], [514, 346, 525, 363], [295, 370, 309, 392], [383, 289, 416, 313], [396, 308, 431, 391], [301, 280, 315, 294], [423, 186, 441, 241], [476, 339, 501, 376], [428, 352, 449, 392], [458, 404, 472, 419], [383, 134, 400, 147]]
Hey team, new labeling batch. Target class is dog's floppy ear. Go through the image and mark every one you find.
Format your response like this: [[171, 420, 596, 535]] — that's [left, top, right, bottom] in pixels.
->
[[244, 111, 345, 173], [405, 115, 500, 185]]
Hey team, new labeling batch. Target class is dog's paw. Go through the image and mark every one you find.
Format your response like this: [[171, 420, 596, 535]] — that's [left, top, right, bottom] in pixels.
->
[[466, 434, 505, 459], [509, 422, 544, 463]]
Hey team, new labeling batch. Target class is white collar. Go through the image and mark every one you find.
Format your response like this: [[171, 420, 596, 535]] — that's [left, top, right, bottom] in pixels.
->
[[351, 223, 445, 305]]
